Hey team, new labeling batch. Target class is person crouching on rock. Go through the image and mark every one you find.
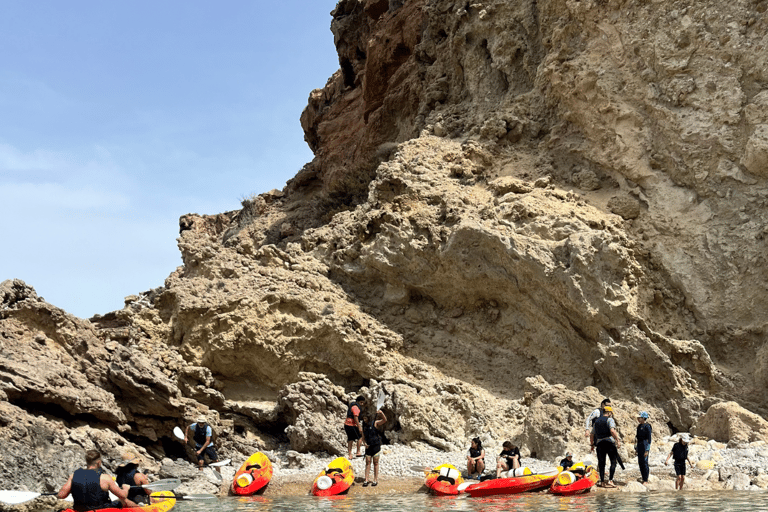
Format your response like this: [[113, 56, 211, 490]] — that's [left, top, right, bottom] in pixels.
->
[[57, 449, 128, 511], [185, 415, 220, 471], [115, 452, 151, 506], [559, 452, 574, 470], [362, 409, 387, 487], [496, 441, 521, 478], [344, 395, 367, 459], [466, 437, 485, 479], [591, 406, 621, 488]]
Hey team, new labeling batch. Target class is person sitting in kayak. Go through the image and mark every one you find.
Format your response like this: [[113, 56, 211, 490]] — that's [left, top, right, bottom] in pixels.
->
[[184, 415, 220, 471], [115, 452, 151, 506], [57, 450, 128, 511], [559, 452, 574, 470], [362, 409, 387, 487], [495, 441, 521, 477], [466, 437, 485, 479]]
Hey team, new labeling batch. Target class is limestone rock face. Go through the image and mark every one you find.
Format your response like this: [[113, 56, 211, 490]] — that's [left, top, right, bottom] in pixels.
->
[[692, 402, 768, 446]]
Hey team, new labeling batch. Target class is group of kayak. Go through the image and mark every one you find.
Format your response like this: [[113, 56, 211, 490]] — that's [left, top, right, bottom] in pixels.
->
[[424, 462, 599, 497]]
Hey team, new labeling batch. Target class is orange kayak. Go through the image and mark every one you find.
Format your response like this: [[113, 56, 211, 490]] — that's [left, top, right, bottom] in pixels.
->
[[550, 465, 599, 495], [311, 457, 354, 496], [424, 464, 464, 496], [232, 452, 273, 495]]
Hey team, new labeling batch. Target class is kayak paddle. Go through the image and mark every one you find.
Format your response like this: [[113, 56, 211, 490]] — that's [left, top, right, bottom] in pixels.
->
[[207, 458, 231, 467], [409, 465, 433, 473], [173, 426, 185, 440]]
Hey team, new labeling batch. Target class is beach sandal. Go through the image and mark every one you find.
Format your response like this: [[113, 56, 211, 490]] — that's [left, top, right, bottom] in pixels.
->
[[605, 481, 616, 488], [372, 482, 378, 486], [363, 481, 370, 487]]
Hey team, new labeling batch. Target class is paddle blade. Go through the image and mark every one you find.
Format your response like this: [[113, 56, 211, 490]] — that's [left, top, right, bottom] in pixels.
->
[[409, 465, 432, 473], [376, 390, 386, 410], [0, 491, 41, 505], [180, 494, 218, 500], [173, 426, 184, 440], [143, 478, 181, 491], [208, 458, 231, 467], [0, 491, 68, 505]]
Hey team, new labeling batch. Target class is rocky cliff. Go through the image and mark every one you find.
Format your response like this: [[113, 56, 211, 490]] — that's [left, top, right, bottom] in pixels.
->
[[4, 0, 768, 492]]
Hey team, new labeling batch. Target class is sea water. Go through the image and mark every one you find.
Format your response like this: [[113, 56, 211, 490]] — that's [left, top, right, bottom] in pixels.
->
[[174, 491, 768, 512]]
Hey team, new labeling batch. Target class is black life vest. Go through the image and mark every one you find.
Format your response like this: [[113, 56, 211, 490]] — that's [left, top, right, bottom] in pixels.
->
[[115, 465, 143, 502], [594, 415, 612, 440], [363, 421, 381, 446], [71, 468, 110, 511], [346, 401, 359, 420], [194, 424, 211, 445]]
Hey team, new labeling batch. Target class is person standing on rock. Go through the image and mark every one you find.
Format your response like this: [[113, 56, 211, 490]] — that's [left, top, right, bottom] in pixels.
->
[[635, 411, 652, 484], [57, 449, 129, 510], [466, 437, 486, 479], [665, 433, 693, 490], [185, 415, 220, 471], [362, 408, 387, 487], [344, 395, 367, 459], [591, 406, 621, 488], [115, 452, 151, 505], [585, 398, 612, 439], [496, 441, 521, 477]]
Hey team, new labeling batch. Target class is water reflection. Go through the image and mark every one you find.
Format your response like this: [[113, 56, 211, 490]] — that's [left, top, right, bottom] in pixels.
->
[[175, 491, 768, 512]]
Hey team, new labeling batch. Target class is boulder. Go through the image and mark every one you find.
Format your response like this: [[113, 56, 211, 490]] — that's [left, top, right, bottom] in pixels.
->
[[692, 402, 768, 446]]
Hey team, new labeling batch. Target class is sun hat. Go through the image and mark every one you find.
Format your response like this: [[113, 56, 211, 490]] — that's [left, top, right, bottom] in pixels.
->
[[196, 416, 207, 423], [638, 411, 649, 419], [118, 451, 141, 467], [679, 433, 691, 443]]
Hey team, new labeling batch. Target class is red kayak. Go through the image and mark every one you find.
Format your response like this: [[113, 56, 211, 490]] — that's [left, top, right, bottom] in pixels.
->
[[464, 469, 560, 497], [550, 466, 599, 495]]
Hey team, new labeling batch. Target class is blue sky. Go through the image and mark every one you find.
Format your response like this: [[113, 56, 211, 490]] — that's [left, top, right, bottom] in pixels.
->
[[0, 1, 339, 318]]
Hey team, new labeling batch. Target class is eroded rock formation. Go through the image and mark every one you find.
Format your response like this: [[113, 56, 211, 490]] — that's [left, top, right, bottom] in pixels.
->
[[4, 0, 768, 493]]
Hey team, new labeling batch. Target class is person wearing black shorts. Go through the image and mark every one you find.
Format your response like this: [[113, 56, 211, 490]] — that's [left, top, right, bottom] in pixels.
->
[[343, 396, 367, 458], [665, 433, 693, 490]]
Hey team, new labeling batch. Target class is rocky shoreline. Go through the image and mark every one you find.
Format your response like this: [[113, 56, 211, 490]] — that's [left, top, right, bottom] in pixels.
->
[[5, 433, 768, 512]]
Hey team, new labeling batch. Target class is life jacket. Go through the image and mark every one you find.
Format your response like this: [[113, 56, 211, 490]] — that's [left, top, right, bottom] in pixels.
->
[[70, 468, 110, 511], [346, 401, 359, 420], [363, 421, 381, 446], [594, 415, 612, 440], [194, 424, 212, 445], [115, 465, 143, 502]]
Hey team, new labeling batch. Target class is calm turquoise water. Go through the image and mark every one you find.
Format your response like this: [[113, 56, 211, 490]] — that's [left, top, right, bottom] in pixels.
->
[[174, 492, 768, 512]]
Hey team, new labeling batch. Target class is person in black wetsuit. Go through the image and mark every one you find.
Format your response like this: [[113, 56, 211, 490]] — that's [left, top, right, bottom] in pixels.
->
[[361, 409, 387, 487], [590, 406, 622, 487], [495, 441, 521, 477], [57, 450, 128, 511], [559, 452, 574, 470], [635, 411, 652, 484], [115, 452, 151, 506]]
